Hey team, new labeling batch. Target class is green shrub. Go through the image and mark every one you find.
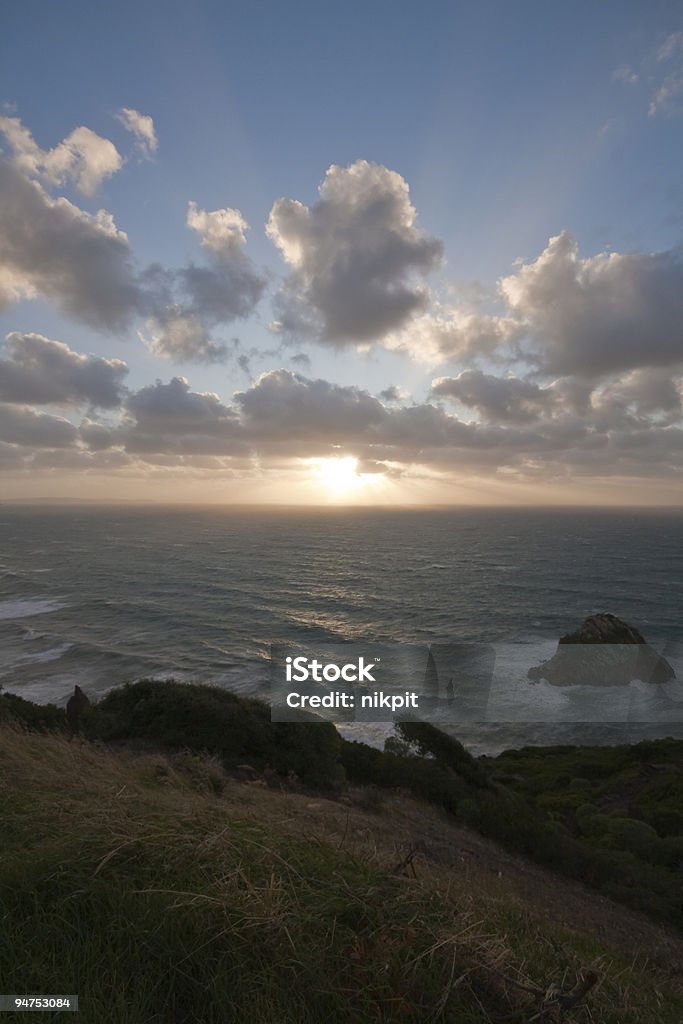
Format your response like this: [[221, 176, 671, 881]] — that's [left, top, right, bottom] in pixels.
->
[[604, 817, 660, 859], [457, 798, 481, 829], [86, 680, 343, 790], [576, 812, 611, 839], [0, 692, 67, 731], [395, 721, 491, 788], [647, 808, 683, 837]]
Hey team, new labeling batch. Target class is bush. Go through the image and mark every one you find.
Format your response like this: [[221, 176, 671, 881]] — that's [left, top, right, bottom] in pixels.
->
[[395, 721, 491, 788], [604, 817, 660, 859], [86, 680, 343, 790], [457, 798, 481, 829], [0, 692, 67, 731]]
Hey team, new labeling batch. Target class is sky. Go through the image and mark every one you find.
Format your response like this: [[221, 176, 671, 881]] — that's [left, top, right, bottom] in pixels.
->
[[0, 0, 682, 505]]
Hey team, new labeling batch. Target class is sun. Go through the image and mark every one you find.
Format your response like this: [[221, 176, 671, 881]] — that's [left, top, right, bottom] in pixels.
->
[[307, 455, 390, 501], [314, 456, 366, 497]]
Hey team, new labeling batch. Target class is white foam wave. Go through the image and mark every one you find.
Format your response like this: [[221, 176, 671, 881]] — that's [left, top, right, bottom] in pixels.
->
[[0, 598, 66, 621]]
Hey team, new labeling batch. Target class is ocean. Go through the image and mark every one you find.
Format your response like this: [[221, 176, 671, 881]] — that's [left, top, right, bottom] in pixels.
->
[[1, 504, 682, 754]]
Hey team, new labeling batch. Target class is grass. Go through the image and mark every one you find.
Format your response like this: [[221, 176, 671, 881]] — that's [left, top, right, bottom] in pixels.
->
[[1, 722, 683, 1023]]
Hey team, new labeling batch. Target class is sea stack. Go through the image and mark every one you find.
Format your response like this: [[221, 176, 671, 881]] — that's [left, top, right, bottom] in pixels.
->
[[528, 613, 676, 686]]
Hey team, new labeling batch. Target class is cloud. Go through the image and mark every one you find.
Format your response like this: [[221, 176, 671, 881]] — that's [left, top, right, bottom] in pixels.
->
[[0, 115, 122, 195], [187, 201, 247, 257], [266, 160, 442, 344], [0, 112, 264, 356], [500, 232, 683, 375], [649, 70, 683, 116], [126, 376, 237, 431], [2, 365, 682, 485], [141, 202, 266, 362], [612, 65, 639, 85], [0, 403, 78, 448], [612, 34, 683, 118], [387, 305, 522, 364], [657, 32, 683, 62], [180, 260, 266, 321], [142, 312, 229, 363], [115, 376, 246, 456], [591, 369, 682, 428], [115, 108, 157, 158], [432, 370, 555, 424], [378, 385, 406, 403], [0, 332, 128, 407], [0, 160, 140, 329], [236, 369, 386, 438]]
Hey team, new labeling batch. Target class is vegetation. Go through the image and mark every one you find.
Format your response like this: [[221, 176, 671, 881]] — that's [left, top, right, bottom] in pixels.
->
[[1, 681, 683, 1020], [1, 718, 683, 1023], [73, 679, 342, 791], [3, 684, 683, 930]]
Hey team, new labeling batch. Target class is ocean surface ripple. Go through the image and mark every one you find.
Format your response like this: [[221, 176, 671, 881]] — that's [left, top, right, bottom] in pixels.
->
[[1, 505, 682, 754]]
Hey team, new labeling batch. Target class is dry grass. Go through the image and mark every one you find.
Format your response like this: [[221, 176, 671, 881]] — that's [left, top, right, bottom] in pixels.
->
[[1, 722, 682, 1023]]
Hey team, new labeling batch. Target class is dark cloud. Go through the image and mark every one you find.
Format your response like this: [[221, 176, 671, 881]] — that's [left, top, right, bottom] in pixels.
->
[[118, 376, 246, 456], [3, 365, 683, 483], [432, 370, 555, 424], [140, 201, 266, 362], [125, 376, 239, 434], [0, 154, 265, 362], [235, 369, 386, 439], [267, 161, 442, 344], [0, 403, 78, 448], [0, 161, 140, 329], [378, 385, 404, 403], [179, 261, 265, 323], [591, 369, 682, 428], [0, 332, 127, 408]]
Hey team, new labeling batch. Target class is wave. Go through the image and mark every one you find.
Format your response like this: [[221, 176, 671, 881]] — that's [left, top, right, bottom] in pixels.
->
[[0, 642, 74, 672], [0, 598, 67, 621]]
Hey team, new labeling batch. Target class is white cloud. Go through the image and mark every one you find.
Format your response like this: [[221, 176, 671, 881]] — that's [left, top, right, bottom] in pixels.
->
[[612, 65, 639, 85], [649, 70, 683, 116], [187, 201, 248, 257], [0, 116, 122, 195], [141, 312, 229, 364], [387, 305, 522, 364], [500, 232, 683, 375], [657, 32, 683, 62], [267, 160, 442, 344], [115, 108, 158, 158]]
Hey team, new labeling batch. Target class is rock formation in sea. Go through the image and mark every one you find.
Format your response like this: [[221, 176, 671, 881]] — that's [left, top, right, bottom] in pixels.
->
[[527, 613, 676, 686]]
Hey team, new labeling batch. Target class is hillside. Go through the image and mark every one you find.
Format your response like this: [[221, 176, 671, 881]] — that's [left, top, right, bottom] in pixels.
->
[[1, 705, 683, 1023]]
